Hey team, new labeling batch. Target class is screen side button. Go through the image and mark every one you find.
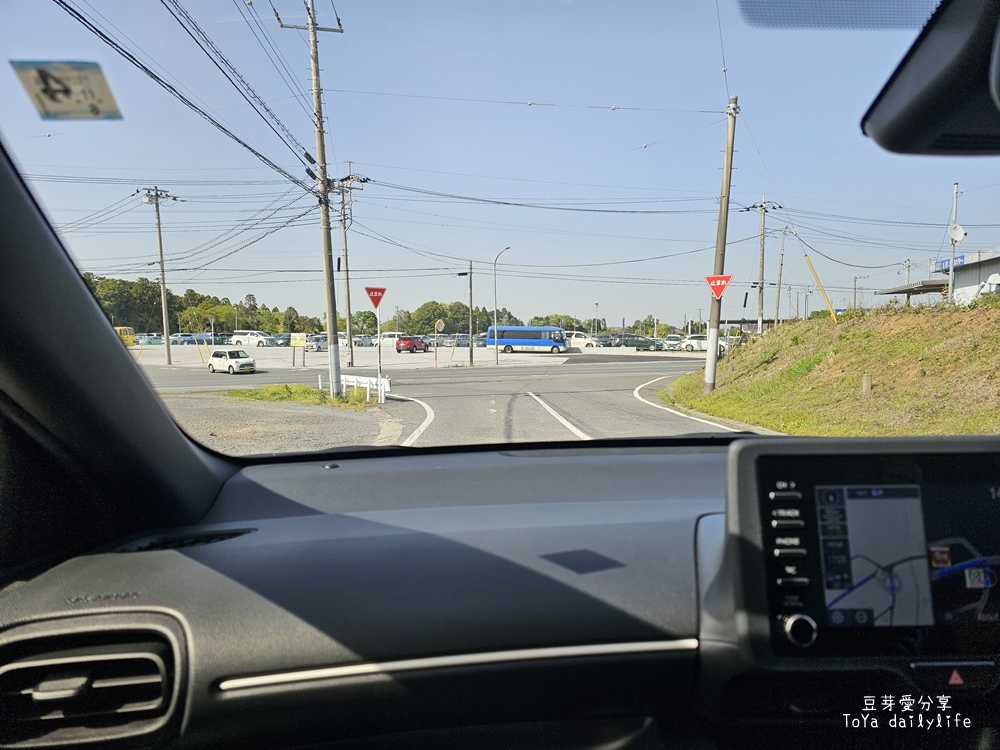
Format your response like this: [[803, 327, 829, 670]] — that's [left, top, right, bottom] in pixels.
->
[[771, 519, 805, 529], [769, 491, 803, 501], [774, 548, 807, 558], [776, 577, 810, 587]]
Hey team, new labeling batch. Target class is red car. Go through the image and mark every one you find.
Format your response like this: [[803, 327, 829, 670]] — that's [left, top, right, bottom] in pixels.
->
[[395, 336, 428, 353]]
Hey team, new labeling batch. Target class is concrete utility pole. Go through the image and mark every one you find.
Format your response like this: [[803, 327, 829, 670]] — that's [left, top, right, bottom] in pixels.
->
[[276, 0, 343, 396], [705, 95, 738, 393], [142, 186, 177, 365], [742, 197, 781, 334], [774, 227, 786, 326], [468, 262, 474, 366], [947, 182, 963, 303], [332, 170, 369, 366], [853, 275, 868, 309]]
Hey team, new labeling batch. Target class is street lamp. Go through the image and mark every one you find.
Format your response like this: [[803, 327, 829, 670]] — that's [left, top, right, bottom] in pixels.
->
[[594, 302, 598, 336], [234, 305, 238, 330], [493, 246, 510, 365]]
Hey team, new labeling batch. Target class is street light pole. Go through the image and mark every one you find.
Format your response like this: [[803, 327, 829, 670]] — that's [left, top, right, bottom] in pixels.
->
[[493, 246, 510, 365], [594, 302, 598, 336]]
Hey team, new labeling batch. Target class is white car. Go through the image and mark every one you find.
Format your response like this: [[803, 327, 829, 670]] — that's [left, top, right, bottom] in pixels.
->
[[565, 331, 597, 349], [352, 334, 373, 347], [207, 349, 256, 374], [305, 335, 327, 352], [681, 335, 727, 354]]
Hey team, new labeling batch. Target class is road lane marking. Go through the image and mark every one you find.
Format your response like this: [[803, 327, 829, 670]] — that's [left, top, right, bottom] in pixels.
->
[[632, 376, 741, 433], [389, 395, 436, 446], [525, 392, 592, 440]]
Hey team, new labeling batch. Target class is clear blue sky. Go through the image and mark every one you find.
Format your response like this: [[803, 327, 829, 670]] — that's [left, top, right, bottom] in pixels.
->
[[3, 1, 999, 328]]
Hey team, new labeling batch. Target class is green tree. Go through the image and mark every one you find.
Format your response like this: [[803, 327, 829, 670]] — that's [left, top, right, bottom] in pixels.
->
[[410, 301, 450, 335], [352, 310, 378, 334]]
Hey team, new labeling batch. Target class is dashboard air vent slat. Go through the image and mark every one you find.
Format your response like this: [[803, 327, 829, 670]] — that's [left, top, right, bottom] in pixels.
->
[[0, 636, 173, 747]]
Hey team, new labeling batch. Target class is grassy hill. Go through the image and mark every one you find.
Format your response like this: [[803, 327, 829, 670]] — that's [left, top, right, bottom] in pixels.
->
[[664, 302, 1000, 436]]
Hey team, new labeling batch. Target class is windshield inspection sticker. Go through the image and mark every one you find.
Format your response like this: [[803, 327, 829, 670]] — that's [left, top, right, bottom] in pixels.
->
[[10, 61, 122, 120]]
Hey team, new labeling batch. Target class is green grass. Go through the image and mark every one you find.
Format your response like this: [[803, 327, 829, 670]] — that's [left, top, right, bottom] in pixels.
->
[[224, 384, 375, 410], [661, 305, 1000, 436]]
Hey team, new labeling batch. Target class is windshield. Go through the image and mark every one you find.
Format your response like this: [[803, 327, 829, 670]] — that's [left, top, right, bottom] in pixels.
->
[[4, 1, 997, 455]]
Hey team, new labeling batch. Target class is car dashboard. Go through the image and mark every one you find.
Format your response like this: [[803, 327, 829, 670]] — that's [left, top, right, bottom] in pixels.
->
[[3, 437, 1000, 750]]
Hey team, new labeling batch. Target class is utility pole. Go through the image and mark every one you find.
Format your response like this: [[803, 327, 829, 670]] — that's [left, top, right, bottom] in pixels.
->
[[902, 258, 914, 285], [276, 0, 343, 396], [742, 197, 781, 334], [774, 227, 786, 326], [142, 186, 177, 365], [947, 182, 966, 303], [705, 95, 738, 393], [330, 170, 369, 367], [853, 275, 868, 309], [468, 261, 474, 366]]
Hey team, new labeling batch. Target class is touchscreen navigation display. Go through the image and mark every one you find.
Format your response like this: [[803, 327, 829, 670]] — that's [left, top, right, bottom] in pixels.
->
[[755, 451, 1000, 656], [816, 483, 999, 628]]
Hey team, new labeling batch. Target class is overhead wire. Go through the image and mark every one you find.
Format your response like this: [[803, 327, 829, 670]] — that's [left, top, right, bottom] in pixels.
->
[[159, 0, 311, 166], [53, 0, 316, 195]]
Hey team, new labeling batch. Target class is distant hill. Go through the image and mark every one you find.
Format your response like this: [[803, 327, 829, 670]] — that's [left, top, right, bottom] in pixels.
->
[[666, 303, 1000, 436]]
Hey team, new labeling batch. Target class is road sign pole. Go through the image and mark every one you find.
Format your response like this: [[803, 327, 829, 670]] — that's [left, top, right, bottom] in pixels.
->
[[376, 312, 382, 402]]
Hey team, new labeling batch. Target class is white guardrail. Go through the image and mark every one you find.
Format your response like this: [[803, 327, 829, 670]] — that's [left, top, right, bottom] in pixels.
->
[[340, 374, 391, 404]]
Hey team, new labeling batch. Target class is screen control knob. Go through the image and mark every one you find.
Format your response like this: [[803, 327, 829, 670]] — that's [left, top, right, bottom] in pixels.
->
[[781, 614, 818, 647]]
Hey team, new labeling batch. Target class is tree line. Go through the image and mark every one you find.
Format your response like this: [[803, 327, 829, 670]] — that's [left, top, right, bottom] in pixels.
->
[[83, 275, 695, 337]]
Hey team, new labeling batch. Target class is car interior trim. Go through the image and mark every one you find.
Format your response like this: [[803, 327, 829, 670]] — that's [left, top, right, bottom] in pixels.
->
[[217, 638, 700, 691]]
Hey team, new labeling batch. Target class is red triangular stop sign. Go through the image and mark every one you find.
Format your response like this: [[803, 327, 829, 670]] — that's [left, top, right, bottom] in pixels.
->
[[705, 275, 733, 300], [949, 669, 964, 686], [365, 287, 386, 310]]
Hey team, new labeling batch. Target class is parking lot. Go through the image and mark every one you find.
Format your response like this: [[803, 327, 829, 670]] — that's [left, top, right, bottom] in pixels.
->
[[131, 341, 707, 372]]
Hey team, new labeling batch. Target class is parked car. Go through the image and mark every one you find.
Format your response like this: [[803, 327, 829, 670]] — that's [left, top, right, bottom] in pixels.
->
[[681, 334, 727, 354], [634, 336, 664, 351], [140, 335, 164, 345], [438, 334, 456, 347], [305, 335, 327, 351], [454, 334, 470, 347], [272, 333, 292, 347], [663, 335, 683, 350], [566, 331, 598, 348], [231, 330, 275, 347], [207, 349, 256, 374], [473, 334, 487, 348], [595, 334, 616, 347], [352, 334, 373, 347], [169, 333, 196, 346], [395, 336, 428, 353]]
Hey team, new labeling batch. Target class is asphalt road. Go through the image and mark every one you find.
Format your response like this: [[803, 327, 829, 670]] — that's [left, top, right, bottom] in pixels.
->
[[136, 345, 742, 451]]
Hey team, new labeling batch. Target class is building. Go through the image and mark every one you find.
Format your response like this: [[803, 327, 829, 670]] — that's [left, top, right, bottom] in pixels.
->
[[875, 248, 1000, 305]]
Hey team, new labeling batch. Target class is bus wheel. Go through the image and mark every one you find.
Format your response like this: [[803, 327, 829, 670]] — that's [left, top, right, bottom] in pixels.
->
[[551, 346, 560, 353], [503, 345, 513, 353]]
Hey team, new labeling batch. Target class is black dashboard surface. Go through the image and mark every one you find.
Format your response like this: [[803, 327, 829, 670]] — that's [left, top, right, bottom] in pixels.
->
[[0, 446, 726, 750]]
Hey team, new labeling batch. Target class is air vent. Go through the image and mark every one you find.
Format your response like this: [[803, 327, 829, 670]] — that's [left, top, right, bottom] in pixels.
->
[[116, 527, 254, 552], [0, 633, 175, 747]]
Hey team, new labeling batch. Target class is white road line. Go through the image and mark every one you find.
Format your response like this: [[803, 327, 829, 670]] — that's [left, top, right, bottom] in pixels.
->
[[632, 376, 741, 433], [525, 392, 592, 440], [389, 394, 436, 446]]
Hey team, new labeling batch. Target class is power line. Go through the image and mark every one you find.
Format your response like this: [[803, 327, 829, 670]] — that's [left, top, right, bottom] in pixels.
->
[[323, 87, 722, 114], [53, 0, 316, 195], [159, 0, 311, 165]]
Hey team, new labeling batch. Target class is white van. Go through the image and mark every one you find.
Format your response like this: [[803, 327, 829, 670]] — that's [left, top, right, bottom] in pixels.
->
[[377, 331, 405, 347], [230, 330, 275, 347]]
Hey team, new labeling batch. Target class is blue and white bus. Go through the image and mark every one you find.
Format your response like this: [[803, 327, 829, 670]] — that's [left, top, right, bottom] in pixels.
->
[[485, 326, 568, 353]]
